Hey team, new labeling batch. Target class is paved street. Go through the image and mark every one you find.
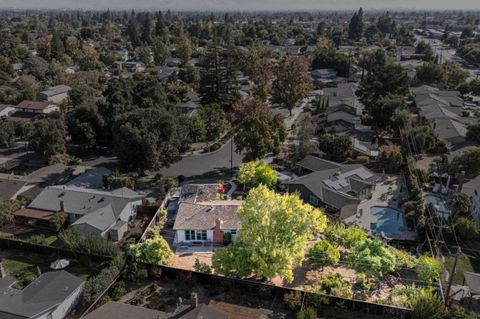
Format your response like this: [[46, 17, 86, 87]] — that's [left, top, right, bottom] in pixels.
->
[[157, 139, 243, 179]]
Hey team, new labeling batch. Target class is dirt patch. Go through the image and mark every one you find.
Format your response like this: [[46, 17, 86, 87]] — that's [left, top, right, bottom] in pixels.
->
[[170, 253, 213, 271]]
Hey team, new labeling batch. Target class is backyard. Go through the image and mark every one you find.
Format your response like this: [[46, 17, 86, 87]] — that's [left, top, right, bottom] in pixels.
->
[[444, 250, 480, 285], [1, 249, 99, 288]]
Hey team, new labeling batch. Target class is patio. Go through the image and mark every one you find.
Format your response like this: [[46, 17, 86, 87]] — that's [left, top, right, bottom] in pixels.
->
[[175, 242, 214, 255]]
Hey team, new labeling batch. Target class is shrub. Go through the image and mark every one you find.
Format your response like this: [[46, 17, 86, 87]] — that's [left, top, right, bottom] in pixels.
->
[[320, 273, 351, 296], [82, 264, 120, 305], [346, 239, 397, 277], [297, 307, 317, 319], [237, 162, 277, 189], [448, 304, 477, 319], [126, 230, 173, 265], [24, 234, 47, 245], [307, 239, 340, 270], [59, 229, 120, 257], [48, 153, 71, 165], [416, 255, 442, 284], [223, 232, 232, 245], [284, 290, 302, 311], [410, 290, 446, 319], [50, 212, 68, 232], [390, 247, 417, 269], [325, 223, 367, 248], [193, 257, 212, 274], [110, 281, 127, 301]]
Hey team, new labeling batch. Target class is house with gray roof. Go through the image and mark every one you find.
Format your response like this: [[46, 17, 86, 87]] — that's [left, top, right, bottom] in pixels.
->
[[173, 184, 242, 245], [27, 185, 143, 240], [38, 85, 72, 104], [413, 85, 467, 147], [0, 270, 83, 319], [284, 156, 381, 216]]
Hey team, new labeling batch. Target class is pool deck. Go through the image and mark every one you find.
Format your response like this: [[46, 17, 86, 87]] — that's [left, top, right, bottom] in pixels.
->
[[343, 175, 418, 241]]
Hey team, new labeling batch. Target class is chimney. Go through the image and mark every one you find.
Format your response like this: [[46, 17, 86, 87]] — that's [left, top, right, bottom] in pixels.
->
[[190, 292, 198, 309], [213, 219, 224, 245], [60, 201, 65, 212]]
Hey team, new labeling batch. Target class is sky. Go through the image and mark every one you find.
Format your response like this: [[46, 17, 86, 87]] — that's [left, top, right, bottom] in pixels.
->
[[0, 0, 479, 11]]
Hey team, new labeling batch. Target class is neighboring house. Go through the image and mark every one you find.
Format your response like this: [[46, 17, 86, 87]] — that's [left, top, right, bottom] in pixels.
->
[[0, 104, 16, 118], [157, 66, 178, 82], [413, 85, 467, 147], [114, 61, 146, 73], [0, 270, 83, 319], [311, 69, 346, 87], [461, 175, 480, 224], [284, 156, 381, 216], [15, 101, 59, 114], [38, 85, 72, 104], [172, 184, 241, 245], [83, 301, 169, 319], [25, 186, 144, 240], [0, 173, 36, 200]]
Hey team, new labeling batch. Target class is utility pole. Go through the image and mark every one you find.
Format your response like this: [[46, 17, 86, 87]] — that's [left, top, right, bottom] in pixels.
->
[[445, 246, 462, 306]]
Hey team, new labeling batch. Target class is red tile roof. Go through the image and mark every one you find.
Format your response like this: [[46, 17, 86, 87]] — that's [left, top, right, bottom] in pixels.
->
[[14, 208, 55, 221], [16, 100, 50, 110]]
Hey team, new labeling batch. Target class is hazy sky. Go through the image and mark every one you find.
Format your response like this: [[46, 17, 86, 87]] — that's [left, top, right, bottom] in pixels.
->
[[1, 0, 479, 11]]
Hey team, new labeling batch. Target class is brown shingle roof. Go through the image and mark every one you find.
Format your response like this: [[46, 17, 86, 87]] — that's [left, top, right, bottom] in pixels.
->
[[16, 100, 50, 110]]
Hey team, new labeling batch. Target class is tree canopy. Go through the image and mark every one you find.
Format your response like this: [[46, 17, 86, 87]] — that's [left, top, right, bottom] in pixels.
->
[[346, 239, 397, 276], [237, 162, 277, 189], [212, 185, 328, 283], [233, 97, 287, 160]]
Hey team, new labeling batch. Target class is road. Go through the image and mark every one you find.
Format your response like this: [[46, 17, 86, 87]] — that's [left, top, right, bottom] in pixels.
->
[[415, 35, 480, 82], [157, 139, 243, 179]]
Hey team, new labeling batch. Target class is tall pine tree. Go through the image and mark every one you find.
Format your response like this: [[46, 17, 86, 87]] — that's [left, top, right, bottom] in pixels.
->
[[348, 8, 364, 41]]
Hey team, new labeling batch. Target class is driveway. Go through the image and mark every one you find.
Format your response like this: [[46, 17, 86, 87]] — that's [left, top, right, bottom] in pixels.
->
[[157, 139, 243, 179]]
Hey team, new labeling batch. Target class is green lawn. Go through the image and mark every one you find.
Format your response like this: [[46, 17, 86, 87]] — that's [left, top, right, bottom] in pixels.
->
[[444, 251, 480, 285], [3, 253, 97, 287]]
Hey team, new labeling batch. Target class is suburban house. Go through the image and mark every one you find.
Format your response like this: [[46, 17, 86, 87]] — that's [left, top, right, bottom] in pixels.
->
[[311, 69, 346, 87], [0, 270, 83, 319], [172, 184, 241, 245], [284, 155, 382, 216], [15, 100, 59, 114], [413, 85, 467, 147], [157, 66, 178, 82], [318, 84, 378, 157], [0, 104, 16, 118], [461, 175, 480, 224], [0, 173, 36, 200], [38, 85, 72, 104], [84, 293, 271, 319], [23, 185, 144, 240]]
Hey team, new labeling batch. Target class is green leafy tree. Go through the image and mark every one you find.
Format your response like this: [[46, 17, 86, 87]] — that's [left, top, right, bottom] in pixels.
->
[[0, 200, 23, 227], [272, 56, 312, 116], [198, 104, 228, 143], [50, 212, 68, 232], [198, 44, 239, 110], [113, 108, 190, 172], [212, 185, 328, 283], [455, 217, 480, 241], [233, 97, 287, 160], [346, 239, 397, 277], [416, 255, 442, 284], [325, 223, 367, 248], [416, 41, 434, 61], [307, 239, 340, 270], [449, 148, 480, 177], [0, 121, 15, 148], [319, 272, 353, 298], [237, 162, 277, 189], [312, 37, 352, 77], [152, 38, 170, 65], [28, 118, 66, 158], [348, 8, 364, 41], [177, 34, 193, 65], [447, 193, 471, 217], [187, 115, 207, 143], [126, 230, 173, 265], [67, 104, 106, 147], [358, 50, 410, 121], [318, 133, 352, 162]]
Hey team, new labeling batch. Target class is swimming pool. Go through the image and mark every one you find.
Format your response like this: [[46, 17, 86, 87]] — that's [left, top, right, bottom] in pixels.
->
[[370, 206, 407, 236], [424, 195, 450, 219]]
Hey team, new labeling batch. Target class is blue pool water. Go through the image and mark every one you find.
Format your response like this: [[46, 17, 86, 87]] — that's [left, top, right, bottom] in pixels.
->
[[370, 206, 406, 236], [424, 195, 450, 219]]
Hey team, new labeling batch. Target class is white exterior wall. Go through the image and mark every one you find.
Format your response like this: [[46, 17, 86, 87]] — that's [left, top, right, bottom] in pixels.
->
[[175, 229, 239, 243], [43, 105, 60, 114], [118, 199, 142, 222], [32, 284, 83, 319], [39, 92, 69, 104]]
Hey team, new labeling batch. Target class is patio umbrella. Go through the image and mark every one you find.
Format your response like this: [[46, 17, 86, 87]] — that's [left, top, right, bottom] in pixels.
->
[[50, 259, 70, 270]]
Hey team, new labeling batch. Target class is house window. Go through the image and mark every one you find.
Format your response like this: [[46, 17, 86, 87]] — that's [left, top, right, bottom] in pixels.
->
[[196, 230, 207, 241], [185, 230, 195, 241], [310, 195, 319, 206], [230, 230, 237, 235]]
